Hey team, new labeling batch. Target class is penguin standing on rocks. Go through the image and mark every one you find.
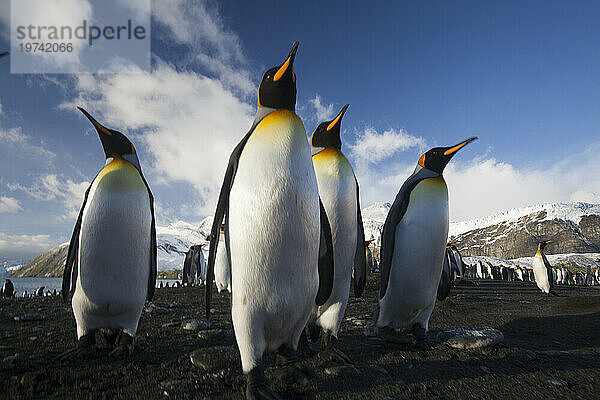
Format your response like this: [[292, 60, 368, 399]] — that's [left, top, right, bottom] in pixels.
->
[[206, 42, 334, 400], [376, 137, 477, 345], [532, 240, 558, 296], [308, 104, 366, 363], [60, 107, 156, 358]]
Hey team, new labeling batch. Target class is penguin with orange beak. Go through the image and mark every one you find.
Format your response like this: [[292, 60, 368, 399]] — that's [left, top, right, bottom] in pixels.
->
[[376, 137, 477, 346]]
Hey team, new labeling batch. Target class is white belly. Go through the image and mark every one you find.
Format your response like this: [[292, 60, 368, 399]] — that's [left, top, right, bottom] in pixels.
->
[[378, 177, 449, 330], [311, 148, 358, 335], [215, 237, 231, 292], [73, 158, 151, 338], [228, 110, 319, 372], [532, 254, 550, 293]]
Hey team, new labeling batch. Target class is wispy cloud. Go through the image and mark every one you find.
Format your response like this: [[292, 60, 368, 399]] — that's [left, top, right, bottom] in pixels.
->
[[0, 126, 56, 160], [60, 1, 256, 217], [8, 174, 89, 220], [0, 196, 23, 213], [0, 232, 58, 260], [349, 126, 426, 165], [308, 95, 335, 122]]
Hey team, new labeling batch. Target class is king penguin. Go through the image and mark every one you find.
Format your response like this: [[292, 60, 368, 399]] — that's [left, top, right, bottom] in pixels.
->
[[308, 104, 366, 363], [376, 137, 477, 345], [60, 107, 156, 358], [532, 240, 559, 296], [214, 224, 231, 293], [206, 42, 334, 400]]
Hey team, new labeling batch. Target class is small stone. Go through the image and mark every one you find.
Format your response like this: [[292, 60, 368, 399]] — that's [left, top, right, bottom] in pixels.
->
[[369, 364, 388, 375], [162, 321, 180, 328], [189, 347, 234, 373], [480, 366, 491, 374], [182, 320, 201, 331], [323, 365, 360, 377], [548, 379, 568, 386], [29, 336, 38, 341], [14, 313, 44, 322], [437, 327, 503, 349], [209, 308, 217, 315], [197, 329, 224, 340], [169, 302, 180, 308], [509, 349, 536, 361]]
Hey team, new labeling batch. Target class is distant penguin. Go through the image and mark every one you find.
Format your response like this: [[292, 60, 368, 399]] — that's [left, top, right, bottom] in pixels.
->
[[448, 244, 464, 278], [532, 240, 558, 296], [214, 224, 231, 293], [22, 290, 28, 298], [376, 137, 477, 344], [2, 279, 14, 298], [437, 246, 453, 301], [476, 261, 484, 279], [60, 108, 157, 358], [308, 104, 367, 362], [205, 42, 334, 399], [36, 286, 45, 297], [183, 245, 206, 286], [365, 240, 374, 273]]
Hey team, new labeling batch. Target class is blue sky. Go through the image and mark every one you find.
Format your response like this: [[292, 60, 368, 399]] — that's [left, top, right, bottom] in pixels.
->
[[1, 0, 600, 260]]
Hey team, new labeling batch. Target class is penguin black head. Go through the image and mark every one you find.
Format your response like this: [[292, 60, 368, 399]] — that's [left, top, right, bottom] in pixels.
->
[[538, 240, 552, 252], [258, 42, 299, 111], [311, 104, 349, 150], [78, 107, 136, 159], [418, 137, 478, 174]]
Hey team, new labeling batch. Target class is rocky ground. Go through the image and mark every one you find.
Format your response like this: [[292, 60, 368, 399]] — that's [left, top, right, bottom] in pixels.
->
[[1, 278, 600, 399]]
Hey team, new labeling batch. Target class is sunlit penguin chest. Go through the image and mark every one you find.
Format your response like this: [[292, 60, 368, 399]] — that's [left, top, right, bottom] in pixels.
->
[[312, 148, 356, 225], [532, 253, 550, 290], [80, 158, 151, 276], [232, 109, 316, 207], [391, 178, 449, 286]]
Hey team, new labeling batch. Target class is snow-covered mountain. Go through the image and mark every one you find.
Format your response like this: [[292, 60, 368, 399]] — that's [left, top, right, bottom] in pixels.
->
[[450, 202, 600, 259]]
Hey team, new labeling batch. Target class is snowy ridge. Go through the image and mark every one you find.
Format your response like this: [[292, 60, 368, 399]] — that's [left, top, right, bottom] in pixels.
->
[[450, 202, 600, 237], [464, 253, 600, 269]]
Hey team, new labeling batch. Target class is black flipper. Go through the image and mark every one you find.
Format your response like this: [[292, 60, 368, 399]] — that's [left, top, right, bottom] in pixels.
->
[[352, 175, 366, 298], [206, 115, 267, 319], [62, 175, 96, 303], [541, 252, 556, 294], [379, 167, 439, 299], [315, 198, 335, 306], [140, 174, 157, 301]]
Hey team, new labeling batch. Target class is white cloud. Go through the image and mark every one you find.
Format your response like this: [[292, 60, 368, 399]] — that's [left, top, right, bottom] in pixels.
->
[[0, 232, 57, 260], [8, 174, 89, 220], [0, 126, 56, 160], [349, 126, 426, 164], [442, 143, 600, 222], [308, 95, 335, 122], [0, 196, 23, 213], [59, 1, 256, 217]]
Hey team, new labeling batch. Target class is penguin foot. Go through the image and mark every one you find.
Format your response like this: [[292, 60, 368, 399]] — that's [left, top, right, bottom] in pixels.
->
[[411, 325, 432, 350], [57, 332, 96, 361], [321, 334, 352, 364], [307, 323, 321, 343], [297, 330, 317, 358], [246, 366, 282, 400], [375, 326, 412, 345], [108, 330, 134, 358], [274, 346, 311, 387]]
